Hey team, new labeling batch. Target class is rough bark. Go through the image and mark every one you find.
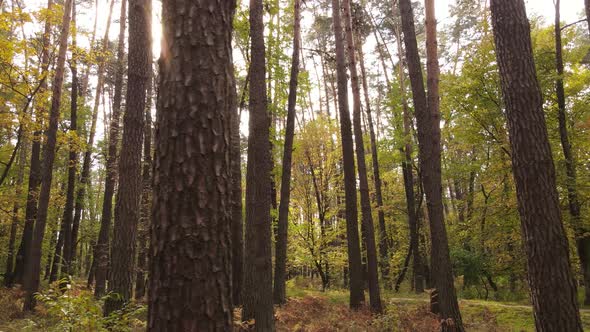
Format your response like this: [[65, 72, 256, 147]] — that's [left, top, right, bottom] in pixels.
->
[[104, 0, 149, 314], [230, 76, 243, 307], [147, 1, 235, 330], [399, 0, 463, 329], [331, 0, 364, 309], [554, 0, 590, 306], [490, 1, 583, 330], [93, 0, 126, 299], [241, 0, 275, 329], [135, 64, 152, 301], [342, 0, 382, 313], [22, 0, 72, 310], [13, 0, 53, 286], [273, 0, 301, 306]]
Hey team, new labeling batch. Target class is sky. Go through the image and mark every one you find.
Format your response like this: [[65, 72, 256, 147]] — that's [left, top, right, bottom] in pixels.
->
[[20, 0, 588, 139]]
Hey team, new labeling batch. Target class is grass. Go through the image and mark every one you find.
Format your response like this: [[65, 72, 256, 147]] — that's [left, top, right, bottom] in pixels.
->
[[2, 280, 590, 331]]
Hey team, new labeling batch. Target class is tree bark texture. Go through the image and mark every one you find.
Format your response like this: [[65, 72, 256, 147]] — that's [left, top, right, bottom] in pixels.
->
[[147, 0, 236, 330], [490, 0, 583, 330]]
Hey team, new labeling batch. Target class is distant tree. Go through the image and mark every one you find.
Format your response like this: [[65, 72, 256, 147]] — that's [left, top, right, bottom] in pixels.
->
[[274, 0, 301, 306], [331, 0, 365, 309], [398, 0, 464, 329], [23, 0, 73, 311]]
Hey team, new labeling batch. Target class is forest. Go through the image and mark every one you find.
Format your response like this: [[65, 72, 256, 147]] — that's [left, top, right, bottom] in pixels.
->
[[0, 0, 589, 330]]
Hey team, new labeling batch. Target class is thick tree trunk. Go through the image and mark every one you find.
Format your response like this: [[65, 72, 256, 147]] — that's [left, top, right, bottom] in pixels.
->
[[342, 0, 382, 313], [104, 0, 150, 315], [242, 0, 275, 329], [490, 1, 583, 330], [93, 0, 126, 299], [554, 0, 590, 306], [273, 0, 300, 306], [331, 0, 365, 310], [22, 0, 72, 310], [399, 0, 463, 329], [13, 0, 53, 286], [147, 1, 235, 330]]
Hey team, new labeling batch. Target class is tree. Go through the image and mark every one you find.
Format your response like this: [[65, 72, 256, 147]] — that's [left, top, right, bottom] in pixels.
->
[[274, 0, 301, 306], [104, 0, 150, 314], [23, 0, 73, 310], [147, 0, 235, 329], [554, 0, 590, 306], [242, 0, 275, 329], [12, 0, 53, 286], [341, 0, 382, 313], [398, 0, 463, 329], [490, 0, 583, 330], [93, 0, 126, 298], [331, 0, 364, 309]]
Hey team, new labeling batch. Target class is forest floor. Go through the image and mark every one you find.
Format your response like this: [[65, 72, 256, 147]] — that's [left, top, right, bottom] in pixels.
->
[[1, 282, 590, 331]]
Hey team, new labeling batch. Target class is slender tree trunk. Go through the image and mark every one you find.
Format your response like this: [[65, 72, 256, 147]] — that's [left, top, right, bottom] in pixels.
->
[[13, 0, 53, 285], [356, 27, 390, 287], [61, 0, 78, 277], [135, 64, 152, 301], [77, 0, 115, 285], [331, 0, 364, 310], [4, 133, 27, 287], [490, 1, 583, 330], [586, 0, 590, 36], [104, 0, 150, 314], [273, 0, 301, 306], [399, 0, 463, 329], [93, 0, 126, 299], [230, 69, 243, 307], [147, 1, 235, 330], [342, 0, 382, 313], [242, 0, 275, 329], [394, 19, 423, 294], [554, 0, 590, 306], [23, 0, 73, 310]]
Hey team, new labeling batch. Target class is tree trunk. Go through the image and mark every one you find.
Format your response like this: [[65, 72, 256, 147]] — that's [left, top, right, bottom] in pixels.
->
[[393, 20, 423, 294], [273, 0, 301, 306], [4, 131, 28, 287], [22, 0, 72, 310], [77, 0, 115, 285], [230, 69, 243, 307], [147, 1, 235, 330], [135, 63, 152, 301], [342, 0, 382, 313], [490, 1, 583, 330], [331, 0, 364, 310], [554, 0, 590, 306], [242, 0, 275, 329], [13, 0, 53, 286], [61, 0, 78, 277], [93, 0, 126, 299], [399, 0, 463, 329], [104, 0, 150, 315], [356, 25, 390, 288]]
